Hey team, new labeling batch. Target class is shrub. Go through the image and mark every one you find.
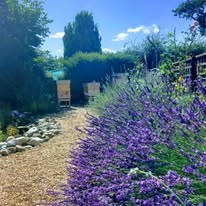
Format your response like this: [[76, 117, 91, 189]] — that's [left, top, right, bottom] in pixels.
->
[[6, 125, 19, 137], [0, 124, 6, 142], [0, 66, 57, 124], [49, 75, 206, 205], [0, 132, 5, 142], [64, 52, 136, 102]]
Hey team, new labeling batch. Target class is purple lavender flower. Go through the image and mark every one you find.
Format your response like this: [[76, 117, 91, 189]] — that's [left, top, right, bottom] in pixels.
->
[[183, 165, 197, 175], [48, 77, 206, 205]]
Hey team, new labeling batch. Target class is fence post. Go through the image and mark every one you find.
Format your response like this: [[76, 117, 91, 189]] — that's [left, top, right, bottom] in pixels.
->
[[190, 54, 197, 92]]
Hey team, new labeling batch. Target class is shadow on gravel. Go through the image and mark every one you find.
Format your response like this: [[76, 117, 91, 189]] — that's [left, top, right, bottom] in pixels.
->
[[51, 104, 88, 118]]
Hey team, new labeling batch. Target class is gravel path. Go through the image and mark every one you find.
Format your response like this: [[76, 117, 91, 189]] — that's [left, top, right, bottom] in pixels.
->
[[0, 107, 88, 206]]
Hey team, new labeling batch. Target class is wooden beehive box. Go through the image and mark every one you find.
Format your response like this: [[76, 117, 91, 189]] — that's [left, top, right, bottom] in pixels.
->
[[56, 80, 71, 107], [83, 82, 100, 97]]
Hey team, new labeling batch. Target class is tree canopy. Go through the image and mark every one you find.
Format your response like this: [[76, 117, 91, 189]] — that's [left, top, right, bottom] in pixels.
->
[[173, 0, 206, 35], [125, 33, 165, 70], [0, 0, 56, 121], [63, 11, 102, 57]]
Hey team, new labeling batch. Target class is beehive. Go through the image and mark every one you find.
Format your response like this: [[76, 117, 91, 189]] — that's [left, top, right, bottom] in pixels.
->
[[56, 80, 71, 107], [83, 82, 100, 98]]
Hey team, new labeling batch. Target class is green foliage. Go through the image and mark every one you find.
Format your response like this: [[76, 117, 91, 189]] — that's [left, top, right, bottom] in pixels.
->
[[89, 71, 165, 115], [125, 33, 165, 70], [181, 28, 206, 56], [0, 124, 6, 142], [89, 79, 128, 114], [0, 0, 57, 125], [0, 0, 52, 56], [154, 129, 206, 204], [64, 52, 135, 102], [63, 11, 101, 57], [24, 77, 58, 114], [159, 30, 182, 81], [6, 124, 19, 136], [159, 29, 206, 81], [34, 50, 64, 71], [173, 0, 206, 35], [125, 28, 206, 79], [0, 132, 5, 142]]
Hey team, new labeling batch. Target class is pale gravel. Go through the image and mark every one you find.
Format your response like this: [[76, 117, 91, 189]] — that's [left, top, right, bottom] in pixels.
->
[[0, 107, 88, 206]]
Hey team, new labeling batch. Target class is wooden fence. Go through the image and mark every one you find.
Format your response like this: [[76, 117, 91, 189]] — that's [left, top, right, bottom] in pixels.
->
[[173, 52, 206, 84]]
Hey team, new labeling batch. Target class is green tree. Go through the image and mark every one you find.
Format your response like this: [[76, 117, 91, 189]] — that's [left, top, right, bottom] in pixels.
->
[[63, 11, 102, 57], [125, 33, 165, 70], [34, 49, 64, 71], [173, 0, 206, 35], [0, 0, 56, 117]]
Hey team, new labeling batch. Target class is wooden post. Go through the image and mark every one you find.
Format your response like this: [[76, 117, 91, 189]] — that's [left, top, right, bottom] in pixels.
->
[[190, 54, 197, 92]]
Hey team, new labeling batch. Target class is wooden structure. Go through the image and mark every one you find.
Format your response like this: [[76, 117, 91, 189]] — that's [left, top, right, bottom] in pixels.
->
[[112, 73, 128, 83], [173, 52, 206, 84], [83, 81, 100, 101], [56, 80, 71, 107]]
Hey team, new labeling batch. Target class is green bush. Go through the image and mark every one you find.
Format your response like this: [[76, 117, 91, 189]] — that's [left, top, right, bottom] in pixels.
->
[[0, 124, 6, 142], [6, 125, 19, 136], [64, 52, 136, 102], [0, 0, 56, 127]]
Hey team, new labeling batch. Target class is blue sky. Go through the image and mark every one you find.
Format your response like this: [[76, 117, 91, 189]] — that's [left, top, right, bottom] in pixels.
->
[[42, 0, 191, 57]]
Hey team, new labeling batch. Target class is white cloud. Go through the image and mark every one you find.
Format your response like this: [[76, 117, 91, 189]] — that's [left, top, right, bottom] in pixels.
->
[[152, 24, 160, 33], [112, 32, 128, 42], [49, 32, 65, 39], [127, 24, 159, 35], [127, 25, 150, 34], [127, 25, 144, 33], [102, 48, 116, 53]]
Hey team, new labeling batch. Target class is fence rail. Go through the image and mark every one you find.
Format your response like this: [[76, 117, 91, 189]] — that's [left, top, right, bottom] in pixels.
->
[[173, 52, 206, 84]]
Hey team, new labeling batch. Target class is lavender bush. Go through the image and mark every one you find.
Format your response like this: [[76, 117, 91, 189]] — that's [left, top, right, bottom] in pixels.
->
[[50, 74, 206, 205], [88, 76, 128, 115]]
